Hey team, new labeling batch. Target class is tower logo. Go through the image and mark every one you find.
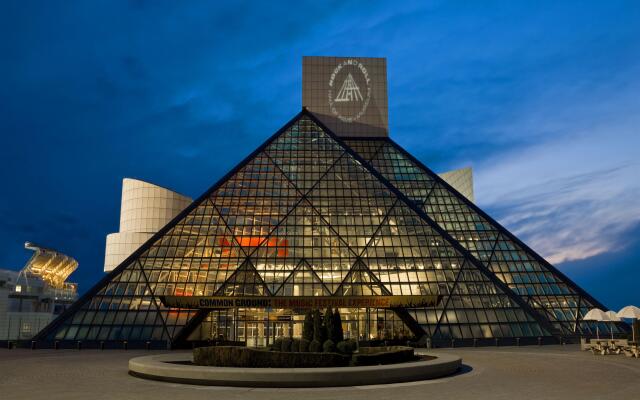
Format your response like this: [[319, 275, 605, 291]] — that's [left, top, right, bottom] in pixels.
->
[[328, 59, 371, 123], [334, 73, 363, 102]]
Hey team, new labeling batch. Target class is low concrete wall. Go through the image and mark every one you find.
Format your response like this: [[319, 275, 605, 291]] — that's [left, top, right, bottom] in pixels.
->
[[129, 352, 462, 387]]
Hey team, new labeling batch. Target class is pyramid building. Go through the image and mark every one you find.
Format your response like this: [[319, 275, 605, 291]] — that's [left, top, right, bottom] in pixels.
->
[[35, 57, 623, 348]]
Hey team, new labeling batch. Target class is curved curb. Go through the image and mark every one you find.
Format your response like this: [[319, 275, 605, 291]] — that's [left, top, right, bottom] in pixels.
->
[[128, 352, 462, 387]]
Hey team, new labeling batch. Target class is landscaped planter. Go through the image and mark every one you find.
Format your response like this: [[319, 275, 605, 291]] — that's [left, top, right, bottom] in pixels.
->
[[193, 346, 350, 368], [352, 346, 416, 366], [193, 345, 417, 368]]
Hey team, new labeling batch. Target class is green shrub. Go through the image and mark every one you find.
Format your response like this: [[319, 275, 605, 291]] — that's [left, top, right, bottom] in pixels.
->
[[323, 339, 336, 353], [303, 310, 314, 342], [193, 346, 349, 368], [309, 339, 322, 353], [290, 338, 300, 353], [299, 338, 310, 352], [351, 346, 415, 366], [336, 340, 354, 355], [281, 337, 292, 352], [333, 308, 344, 342], [323, 308, 334, 342], [313, 309, 325, 343]]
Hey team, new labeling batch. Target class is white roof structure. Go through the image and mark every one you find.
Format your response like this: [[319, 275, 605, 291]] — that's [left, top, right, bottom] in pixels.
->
[[438, 167, 474, 202]]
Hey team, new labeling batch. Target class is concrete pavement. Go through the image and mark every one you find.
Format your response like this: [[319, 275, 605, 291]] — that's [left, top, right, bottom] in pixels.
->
[[1, 345, 639, 400]]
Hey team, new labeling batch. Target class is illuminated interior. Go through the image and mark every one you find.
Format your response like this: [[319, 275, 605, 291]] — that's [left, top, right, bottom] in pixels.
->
[[23, 242, 78, 290], [35, 113, 621, 346]]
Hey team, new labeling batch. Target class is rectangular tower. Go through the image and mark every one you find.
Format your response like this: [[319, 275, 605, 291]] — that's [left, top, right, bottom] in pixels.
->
[[303, 56, 388, 137]]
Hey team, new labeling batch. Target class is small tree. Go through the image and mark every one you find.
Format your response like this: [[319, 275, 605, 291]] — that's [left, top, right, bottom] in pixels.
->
[[303, 310, 314, 341], [323, 308, 334, 343], [333, 308, 344, 342], [313, 309, 323, 343]]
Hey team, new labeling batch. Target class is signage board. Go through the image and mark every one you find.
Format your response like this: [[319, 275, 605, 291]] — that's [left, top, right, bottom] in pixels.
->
[[159, 295, 441, 309]]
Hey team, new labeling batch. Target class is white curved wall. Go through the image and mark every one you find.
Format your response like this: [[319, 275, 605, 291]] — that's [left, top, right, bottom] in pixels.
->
[[119, 178, 192, 234], [104, 232, 154, 272], [104, 178, 192, 272]]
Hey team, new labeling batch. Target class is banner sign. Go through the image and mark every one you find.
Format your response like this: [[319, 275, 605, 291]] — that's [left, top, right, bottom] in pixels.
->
[[159, 295, 441, 309]]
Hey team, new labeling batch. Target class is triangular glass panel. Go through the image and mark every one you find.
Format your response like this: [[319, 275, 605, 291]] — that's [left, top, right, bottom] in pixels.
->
[[265, 117, 346, 192], [334, 260, 389, 296], [211, 153, 302, 256], [368, 141, 437, 206], [217, 260, 270, 296], [306, 152, 396, 254], [430, 261, 550, 340], [44, 261, 169, 342], [343, 139, 386, 162], [274, 260, 332, 296], [250, 199, 358, 289]]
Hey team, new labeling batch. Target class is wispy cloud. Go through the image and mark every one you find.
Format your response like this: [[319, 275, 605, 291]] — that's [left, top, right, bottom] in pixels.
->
[[475, 79, 640, 263]]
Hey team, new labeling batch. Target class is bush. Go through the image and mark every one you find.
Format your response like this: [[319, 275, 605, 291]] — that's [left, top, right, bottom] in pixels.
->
[[299, 338, 310, 352], [309, 339, 322, 353], [290, 338, 300, 353], [351, 346, 415, 366], [323, 308, 334, 343], [323, 339, 336, 353], [333, 308, 344, 343], [303, 310, 314, 342], [313, 309, 325, 343], [271, 337, 283, 352], [193, 346, 350, 368], [281, 337, 292, 352], [336, 340, 354, 355]]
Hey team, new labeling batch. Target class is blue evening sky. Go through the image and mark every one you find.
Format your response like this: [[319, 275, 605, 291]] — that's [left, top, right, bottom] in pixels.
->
[[1, 1, 638, 310]]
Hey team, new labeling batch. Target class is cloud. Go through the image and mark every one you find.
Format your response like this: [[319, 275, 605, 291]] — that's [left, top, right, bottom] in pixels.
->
[[475, 79, 640, 263], [558, 222, 640, 310]]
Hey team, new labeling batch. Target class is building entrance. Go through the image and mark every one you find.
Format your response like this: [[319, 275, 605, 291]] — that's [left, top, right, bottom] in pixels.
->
[[187, 307, 413, 346]]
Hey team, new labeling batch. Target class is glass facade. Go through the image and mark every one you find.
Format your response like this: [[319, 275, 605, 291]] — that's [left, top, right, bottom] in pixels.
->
[[345, 138, 623, 336], [36, 111, 619, 346]]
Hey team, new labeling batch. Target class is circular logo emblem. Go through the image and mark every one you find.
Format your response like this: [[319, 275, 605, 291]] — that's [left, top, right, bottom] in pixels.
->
[[328, 59, 371, 123]]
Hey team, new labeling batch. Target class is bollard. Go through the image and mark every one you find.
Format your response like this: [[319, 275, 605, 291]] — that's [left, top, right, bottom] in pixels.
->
[[77, 341, 82, 350], [31, 341, 36, 350], [145, 341, 151, 351], [123, 340, 128, 350], [516, 337, 521, 347], [54, 340, 60, 350], [100, 341, 105, 350]]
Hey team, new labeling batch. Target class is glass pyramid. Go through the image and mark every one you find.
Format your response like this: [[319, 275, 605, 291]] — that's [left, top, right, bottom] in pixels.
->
[[36, 110, 619, 347]]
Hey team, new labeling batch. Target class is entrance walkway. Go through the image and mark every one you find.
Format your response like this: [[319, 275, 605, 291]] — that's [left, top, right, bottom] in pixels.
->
[[1, 345, 639, 399]]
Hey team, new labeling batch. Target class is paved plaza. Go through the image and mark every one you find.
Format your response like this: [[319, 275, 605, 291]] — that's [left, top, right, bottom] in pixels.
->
[[1, 345, 639, 400]]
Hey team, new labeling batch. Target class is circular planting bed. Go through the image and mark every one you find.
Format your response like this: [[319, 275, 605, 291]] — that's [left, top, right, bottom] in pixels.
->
[[128, 351, 462, 387]]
